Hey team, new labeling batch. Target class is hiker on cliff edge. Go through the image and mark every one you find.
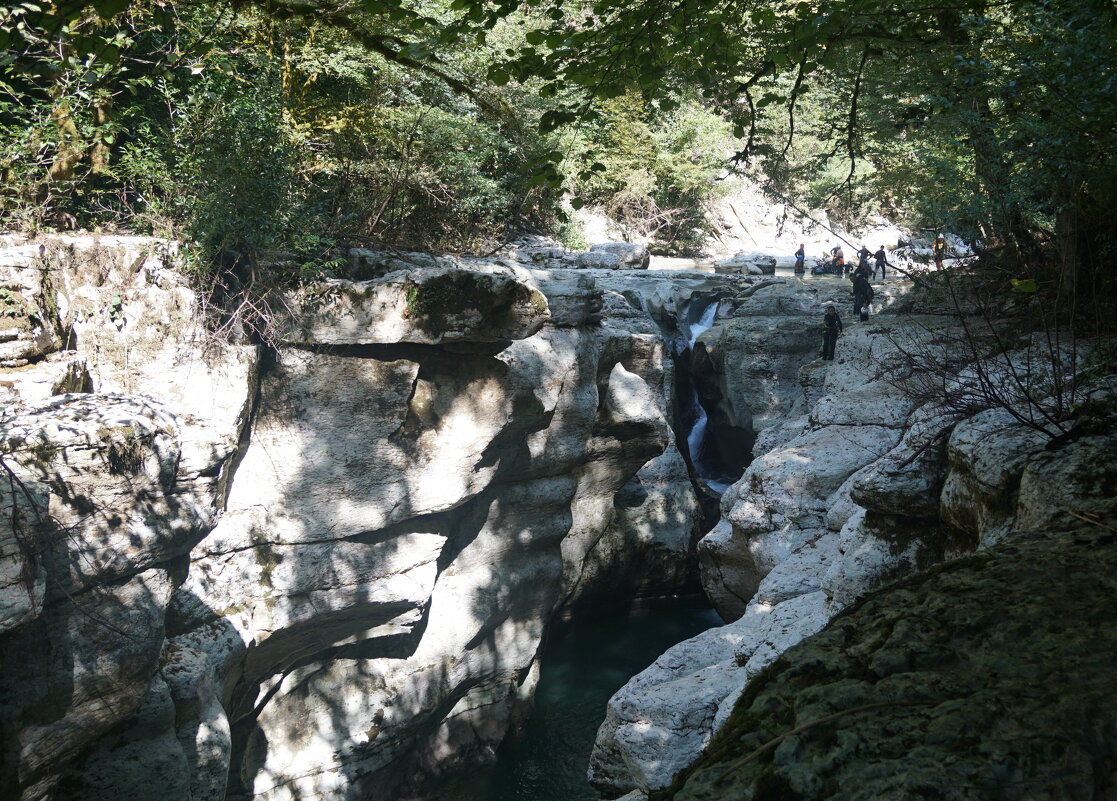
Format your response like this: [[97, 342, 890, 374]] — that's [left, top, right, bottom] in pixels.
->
[[821, 305, 842, 360]]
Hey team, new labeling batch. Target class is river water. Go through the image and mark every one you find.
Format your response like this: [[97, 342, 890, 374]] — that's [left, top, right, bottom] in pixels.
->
[[446, 596, 721, 801]]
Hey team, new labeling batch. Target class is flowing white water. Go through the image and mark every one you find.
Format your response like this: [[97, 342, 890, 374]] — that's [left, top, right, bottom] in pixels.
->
[[684, 300, 719, 469]]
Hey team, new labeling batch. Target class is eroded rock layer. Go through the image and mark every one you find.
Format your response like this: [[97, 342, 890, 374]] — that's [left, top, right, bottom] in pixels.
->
[[588, 276, 1117, 798], [0, 236, 745, 801]]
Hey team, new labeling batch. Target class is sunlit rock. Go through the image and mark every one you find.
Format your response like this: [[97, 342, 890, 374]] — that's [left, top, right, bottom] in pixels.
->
[[281, 268, 550, 345]]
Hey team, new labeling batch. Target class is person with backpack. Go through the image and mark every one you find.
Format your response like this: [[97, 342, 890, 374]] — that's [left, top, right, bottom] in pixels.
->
[[831, 244, 846, 276], [874, 246, 888, 279], [821, 305, 842, 360], [852, 272, 874, 321], [853, 258, 872, 282], [857, 246, 871, 272]]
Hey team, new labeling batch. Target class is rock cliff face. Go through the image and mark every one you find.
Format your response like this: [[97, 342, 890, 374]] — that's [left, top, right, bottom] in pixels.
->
[[0, 236, 743, 801], [587, 278, 1117, 798], [5, 236, 1110, 801], [664, 519, 1117, 801]]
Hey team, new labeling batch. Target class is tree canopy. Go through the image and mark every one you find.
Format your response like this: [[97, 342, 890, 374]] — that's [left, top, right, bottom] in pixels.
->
[[3, 0, 1115, 285]]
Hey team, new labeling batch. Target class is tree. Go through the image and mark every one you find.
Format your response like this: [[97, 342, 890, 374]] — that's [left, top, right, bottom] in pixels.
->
[[486, 0, 1117, 277]]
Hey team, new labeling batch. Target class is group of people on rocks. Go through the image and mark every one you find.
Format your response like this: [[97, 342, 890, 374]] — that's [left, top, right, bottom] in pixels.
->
[[819, 270, 875, 360], [807, 240, 888, 361], [798, 234, 949, 361]]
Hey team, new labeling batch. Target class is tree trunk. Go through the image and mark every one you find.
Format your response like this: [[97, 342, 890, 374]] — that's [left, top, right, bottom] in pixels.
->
[[935, 6, 1030, 260]]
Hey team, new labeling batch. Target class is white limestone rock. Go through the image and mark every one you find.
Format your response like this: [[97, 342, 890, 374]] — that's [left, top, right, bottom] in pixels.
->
[[939, 408, 1050, 542], [754, 532, 840, 606], [820, 509, 939, 611], [714, 252, 776, 275], [0, 476, 48, 633], [588, 592, 830, 796], [281, 269, 549, 345], [0, 394, 230, 594], [809, 378, 914, 428], [55, 674, 193, 801], [584, 242, 650, 270], [701, 424, 901, 620], [187, 510, 445, 681], [0, 569, 174, 800]]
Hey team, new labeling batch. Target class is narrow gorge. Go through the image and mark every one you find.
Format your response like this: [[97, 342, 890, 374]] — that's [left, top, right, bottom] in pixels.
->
[[1, 235, 1114, 801]]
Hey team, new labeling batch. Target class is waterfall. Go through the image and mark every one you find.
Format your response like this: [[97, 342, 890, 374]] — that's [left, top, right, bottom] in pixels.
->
[[683, 301, 718, 471]]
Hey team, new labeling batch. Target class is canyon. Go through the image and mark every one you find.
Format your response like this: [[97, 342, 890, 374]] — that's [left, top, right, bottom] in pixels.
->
[[0, 235, 1113, 801]]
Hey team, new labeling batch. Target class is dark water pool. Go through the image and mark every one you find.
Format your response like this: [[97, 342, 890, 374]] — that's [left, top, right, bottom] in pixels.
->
[[445, 596, 722, 801]]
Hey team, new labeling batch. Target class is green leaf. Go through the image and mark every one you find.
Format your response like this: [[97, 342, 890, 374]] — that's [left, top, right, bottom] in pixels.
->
[[91, 0, 129, 19], [1010, 278, 1039, 294], [570, 196, 584, 209]]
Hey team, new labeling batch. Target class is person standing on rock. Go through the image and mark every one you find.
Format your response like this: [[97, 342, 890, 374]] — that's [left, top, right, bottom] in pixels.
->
[[821, 305, 842, 360], [831, 244, 845, 275], [933, 234, 947, 270], [852, 272, 874, 321], [874, 246, 888, 280], [857, 246, 871, 273], [795, 243, 805, 273]]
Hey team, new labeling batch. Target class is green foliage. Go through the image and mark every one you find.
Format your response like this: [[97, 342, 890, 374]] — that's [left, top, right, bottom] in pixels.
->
[[1, 0, 743, 269], [12, 0, 1112, 293], [568, 94, 732, 252], [0, 288, 37, 324], [0, 0, 570, 269], [486, 0, 1117, 274], [556, 217, 588, 251]]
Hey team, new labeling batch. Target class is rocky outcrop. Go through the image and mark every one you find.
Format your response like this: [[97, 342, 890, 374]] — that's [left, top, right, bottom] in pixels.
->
[[280, 269, 549, 345], [0, 391, 238, 800], [588, 276, 1117, 797], [662, 523, 1117, 801], [0, 235, 742, 801], [712, 253, 775, 276]]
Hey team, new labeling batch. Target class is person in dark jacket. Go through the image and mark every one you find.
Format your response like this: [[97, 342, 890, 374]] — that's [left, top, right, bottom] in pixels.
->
[[794, 243, 805, 273], [933, 234, 946, 270], [821, 305, 842, 360], [853, 259, 872, 282], [852, 273, 874, 321], [857, 246, 871, 271], [874, 246, 888, 279]]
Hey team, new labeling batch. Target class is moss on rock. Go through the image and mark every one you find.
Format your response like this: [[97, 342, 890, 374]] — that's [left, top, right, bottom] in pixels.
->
[[659, 524, 1117, 801]]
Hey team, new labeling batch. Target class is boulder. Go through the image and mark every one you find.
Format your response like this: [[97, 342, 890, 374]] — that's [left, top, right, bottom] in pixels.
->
[[0, 394, 231, 594], [939, 408, 1050, 542], [586, 242, 650, 270], [713, 253, 776, 275], [281, 269, 549, 345], [0, 569, 174, 800]]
